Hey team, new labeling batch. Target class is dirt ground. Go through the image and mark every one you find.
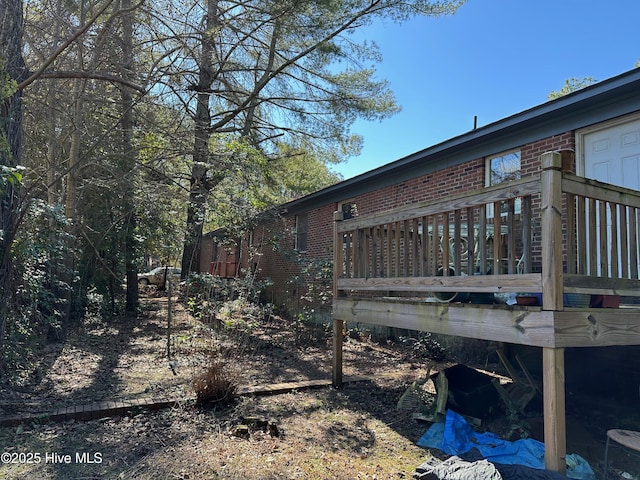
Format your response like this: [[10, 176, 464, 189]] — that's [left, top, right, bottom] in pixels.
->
[[0, 291, 639, 479]]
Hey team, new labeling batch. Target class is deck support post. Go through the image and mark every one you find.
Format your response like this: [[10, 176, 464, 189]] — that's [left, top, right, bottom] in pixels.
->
[[542, 347, 566, 474], [332, 318, 344, 386], [332, 210, 345, 387], [540, 151, 566, 474]]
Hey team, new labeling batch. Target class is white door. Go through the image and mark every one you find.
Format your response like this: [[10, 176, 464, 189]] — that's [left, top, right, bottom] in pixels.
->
[[582, 116, 640, 189], [580, 115, 640, 276]]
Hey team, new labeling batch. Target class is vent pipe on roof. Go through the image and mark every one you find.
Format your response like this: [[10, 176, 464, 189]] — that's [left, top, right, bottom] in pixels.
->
[[473, 115, 478, 130]]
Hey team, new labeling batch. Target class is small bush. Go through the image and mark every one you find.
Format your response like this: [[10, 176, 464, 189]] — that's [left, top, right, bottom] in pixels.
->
[[192, 360, 237, 405]]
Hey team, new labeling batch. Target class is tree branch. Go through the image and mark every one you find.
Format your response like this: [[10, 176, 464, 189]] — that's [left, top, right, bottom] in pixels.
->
[[18, 0, 118, 91], [38, 70, 146, 93]]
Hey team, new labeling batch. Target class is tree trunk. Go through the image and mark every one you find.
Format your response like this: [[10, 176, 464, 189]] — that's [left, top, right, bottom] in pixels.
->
[[45, 0, 64, 206], [120, 0, 139, 313], [0, 0, 28, 378], [180, 0, 219, 277], [59, 75, 86, 330], [46, 106, 60, 205], [61, 0, 90, 328], [182, 164, 208, 276]]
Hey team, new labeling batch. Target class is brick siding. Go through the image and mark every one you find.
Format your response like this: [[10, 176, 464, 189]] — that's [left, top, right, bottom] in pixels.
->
[[216, 132, 577, 317]]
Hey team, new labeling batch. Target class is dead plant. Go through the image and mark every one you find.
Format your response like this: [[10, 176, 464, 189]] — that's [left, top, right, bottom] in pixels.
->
[[192, 359, 237, 405]]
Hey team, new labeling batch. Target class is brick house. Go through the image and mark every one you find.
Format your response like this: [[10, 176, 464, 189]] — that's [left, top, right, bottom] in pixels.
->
[[204, 68, 640, 473], [231, 68, 640, 314], [199, 229, 242, 277]]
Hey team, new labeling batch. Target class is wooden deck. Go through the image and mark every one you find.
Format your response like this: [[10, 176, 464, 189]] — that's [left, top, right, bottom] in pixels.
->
[[333, 299, 640, 348], [331, 152, 640, 473]]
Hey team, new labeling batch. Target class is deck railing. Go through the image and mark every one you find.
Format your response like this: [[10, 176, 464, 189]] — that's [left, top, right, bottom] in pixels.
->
[[333, 152, 640, 304], [564, 172, 640, 296], [331, 152, 640, 475]]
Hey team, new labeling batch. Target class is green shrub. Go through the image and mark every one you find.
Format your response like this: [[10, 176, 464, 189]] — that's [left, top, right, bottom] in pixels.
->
[[2, 201, 73, 384]]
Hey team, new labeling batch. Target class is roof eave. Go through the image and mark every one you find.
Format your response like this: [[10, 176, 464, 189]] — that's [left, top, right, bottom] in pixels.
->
[[282, 68, 640, 216]]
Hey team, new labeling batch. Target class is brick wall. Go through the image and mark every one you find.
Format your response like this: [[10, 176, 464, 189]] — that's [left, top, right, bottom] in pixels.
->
[[354, 159, 486, 216], [231, 132, 577, 317], [523, 132, 575, 270], [249, 215, 299, 310], [245, 204, 337, 315]]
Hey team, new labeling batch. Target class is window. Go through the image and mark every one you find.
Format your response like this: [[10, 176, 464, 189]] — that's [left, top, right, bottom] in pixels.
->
[[339, 201, 357, 220], [295, 213, 308, 252], [486, 150, 521, 216], [487, 150, 521, 186]]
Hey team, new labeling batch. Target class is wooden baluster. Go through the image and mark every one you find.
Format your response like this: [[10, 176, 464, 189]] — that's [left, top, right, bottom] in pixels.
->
[[358, 229, 364, 279], [401, 220, 408, 277], [631, 209, 639, 280], [478, 205, 487, 275], [430, 215, 438, 276], [493, 201, 501, 275], [454, 210, 461, 275], [385, 223, 393, 278], [351, 229, 357, 278], [599, 200, 608, 276], [507, 198, 516, 274], [394, 221, 401, 277], [609, 202, 619, 278], [442, 213, 450, 275], [620, 205, 628, 279], [588, 198, 597, 276], [421, 216, 428, 276], [371, 226, 378, 278], [333, 211, 344, 289], [379, 225, 386, 278], [522, 196, 532, 274], [360, 229, 365, 278], [566, 193, 577, 275], [466, 207, 474, 275], [344, 231, 352, 278], [576, 196, 587, 275], [412, 218, 419, 277]]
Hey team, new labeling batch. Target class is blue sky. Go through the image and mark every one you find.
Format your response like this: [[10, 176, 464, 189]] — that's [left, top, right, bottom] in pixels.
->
[[334, 0, 640, 179]]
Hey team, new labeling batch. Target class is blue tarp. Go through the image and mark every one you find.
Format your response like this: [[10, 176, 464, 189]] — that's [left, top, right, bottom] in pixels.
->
[[417, 410, 595, 480]]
